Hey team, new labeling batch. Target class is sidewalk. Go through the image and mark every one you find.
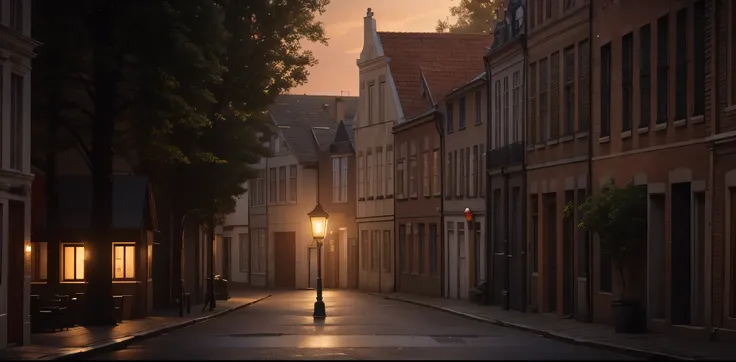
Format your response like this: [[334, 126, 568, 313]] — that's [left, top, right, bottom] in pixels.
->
[[371, 292, 736, 361], [0, 287, 272, 361]]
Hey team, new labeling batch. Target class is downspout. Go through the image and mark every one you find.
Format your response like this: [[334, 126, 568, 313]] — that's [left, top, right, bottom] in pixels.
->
[[434, 110, 446, 298], [484, 56, 495, 305], [521, 29, 529, 312], [586, 0, 595, 322]]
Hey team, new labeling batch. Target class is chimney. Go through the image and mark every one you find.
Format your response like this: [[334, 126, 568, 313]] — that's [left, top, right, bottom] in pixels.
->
[[334, 97, 347, 123]]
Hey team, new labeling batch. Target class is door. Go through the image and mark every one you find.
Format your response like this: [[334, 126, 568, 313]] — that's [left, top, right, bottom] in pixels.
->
[[648, 193, 666, 320], [274, 232, 296, 288], [308, 246, 318, 289], [324, 236, 339, 288], [671, 182, 692, 325], [510, 186, 526, 312], [563, 191, 575, 317], [380, 230, 394, 293], [544, 193, 558, 314], [348, 238, 359, 289], [447, 223, 457, 299], [222, 237, 231, 280], [458, 222, 468, 300]]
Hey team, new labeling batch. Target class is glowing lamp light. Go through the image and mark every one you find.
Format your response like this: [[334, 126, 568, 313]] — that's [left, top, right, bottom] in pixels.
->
[[25, 244, 31, 253], [464, 207, 473, 222], [308, 202, 330, 241]]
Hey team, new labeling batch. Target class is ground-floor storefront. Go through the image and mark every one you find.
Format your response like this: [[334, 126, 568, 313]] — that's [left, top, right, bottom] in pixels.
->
[[357, 217, 394, 293], [395, 216, 442, 297]]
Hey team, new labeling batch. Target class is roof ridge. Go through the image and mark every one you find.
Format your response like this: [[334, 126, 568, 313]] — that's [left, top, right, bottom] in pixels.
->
[[377, 31, 489, 37]]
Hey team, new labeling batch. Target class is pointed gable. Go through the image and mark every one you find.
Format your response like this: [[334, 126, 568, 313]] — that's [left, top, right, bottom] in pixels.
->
[[378, 32, 492, 120]]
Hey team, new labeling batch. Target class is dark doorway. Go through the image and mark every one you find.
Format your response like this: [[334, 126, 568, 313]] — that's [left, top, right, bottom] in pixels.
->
[[348, 238, 359, 289], [222, 237, 231, 280], [563, 190, 575, 317], [543, 193, 558, 314], [8, 201, 24, 344], [492, 187, 505, 305], [509, 185, 525, 312], [274, 232, 296, 288], [324, 236, 339, 288], [671, 182, 691, 325], [648, 193, 666, 320]]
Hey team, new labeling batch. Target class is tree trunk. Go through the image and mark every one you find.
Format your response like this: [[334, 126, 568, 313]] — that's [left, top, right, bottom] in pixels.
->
[[85, 2, 117, 326]]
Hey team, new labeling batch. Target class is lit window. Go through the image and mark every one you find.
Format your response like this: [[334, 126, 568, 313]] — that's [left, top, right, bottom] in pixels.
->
[[62, 244, 85, 281], [113, 243, 136, 279]]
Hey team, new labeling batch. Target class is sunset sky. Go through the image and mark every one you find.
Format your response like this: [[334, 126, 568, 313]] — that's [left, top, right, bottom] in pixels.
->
[[290, 0, 454, 97]]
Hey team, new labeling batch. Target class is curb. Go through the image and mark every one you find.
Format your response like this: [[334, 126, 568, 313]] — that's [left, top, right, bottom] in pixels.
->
[[43, 294, 273, 361], [371, 293, 695, 361]]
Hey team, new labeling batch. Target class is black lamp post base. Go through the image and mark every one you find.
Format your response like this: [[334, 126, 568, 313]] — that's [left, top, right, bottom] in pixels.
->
[[313, 300, 326, 318]]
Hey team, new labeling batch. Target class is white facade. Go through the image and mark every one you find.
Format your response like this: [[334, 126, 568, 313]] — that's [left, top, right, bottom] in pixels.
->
[[355, 10, 402, 293], [0, 0, 37, 349], [216, 190, 249, 284]]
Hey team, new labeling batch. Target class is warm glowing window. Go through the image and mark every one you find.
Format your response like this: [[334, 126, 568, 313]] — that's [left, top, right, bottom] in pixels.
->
[[113, 243, 136, 280], [62, 244, 85, 281]]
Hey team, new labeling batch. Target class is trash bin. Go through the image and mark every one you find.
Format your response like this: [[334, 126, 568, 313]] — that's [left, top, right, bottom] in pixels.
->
[[214, 275, 230, 300]]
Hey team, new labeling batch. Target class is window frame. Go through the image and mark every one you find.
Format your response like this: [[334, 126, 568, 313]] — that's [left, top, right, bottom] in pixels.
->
[[656, 14, 670, 124], [600, 42, 612, 137], [386, 146, 394, 197], [269, 167, 277, 204], [446, 103, 454, 134], [622, 32, 634, 132], [9, 73, 23, 171], [563, 47, 576, 135], [639, 24, 652, 129], [61, 243, 85, 282], [674, 8, 688, 121], [432, 149, 440, 196], [422, 150, 430, 197], [278, 166, 286, 203], [358, 154, 365, 199], [289, 165, 297, 203], [112, 242, 136, 280]]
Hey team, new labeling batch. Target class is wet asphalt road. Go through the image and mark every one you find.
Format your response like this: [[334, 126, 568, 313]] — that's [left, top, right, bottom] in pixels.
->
[[90, 290, 638, 360]]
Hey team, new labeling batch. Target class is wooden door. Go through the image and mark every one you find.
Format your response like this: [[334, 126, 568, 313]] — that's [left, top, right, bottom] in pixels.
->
[[324, 237, 339, 288], [274, 232, 296, 288], [348, 238, 358, 289]]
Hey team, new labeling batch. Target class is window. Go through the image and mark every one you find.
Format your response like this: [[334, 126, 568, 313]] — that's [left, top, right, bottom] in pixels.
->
[[379, 80, 386, 122], [366, 152, 373, 198], [422, 150, 430, 196], [361, 230, 370, 271], [657, 15, 669, 124], [417, 224, 425, 275], [545, 0, 552, 20], [278, 166, 286, 203], [445, 152, 453, 198], [693, 0, 705, 116], [495, 80, 502, 147], [376, 149, 383, 197], [10, 74, 23, 170], [368, 83, 375, 124], [512, 71, 521, 142], [622, 33, 634, 132], [10, 0, 22, 32], [409, 142, 417, 197], [31, 242, 48, 282], [475, 90, 482, 125], [432, 150, 440, 196], [550, 51, 560, 139], [539, 58, 549, 141], [530, 0, 536, 29], [386, 147, 394, 196], [398, 225, 406, 272], [640, 25, 652, 128], [358, 154, 365, 199], [405, 224, 413, 273], [563, 0, 575, 11], [429, 223, 437, 276], [470, 145, 477, 197], [530, 62, 538, 143], [446, 103, 454, 133], [269, 168, 277, 203], [372, 231, 380, 271], [62, 244, 85, 281], [675, 8, 687, 120], [457, 149, 464, 197], [563, 47, 575, 135], [382, 231, 392, 273], [289, 165, 297, 203], [578, 39, 590, 132], [531, 195, 539, 273], [503, 76, 510, 144], [459, 97, 467, 129], [239, 233, 249, 273], [113, 243, 135, 279], [537, 0, 544, 26], [332, 157, 349, 202], [600, 42, 612, 137], [251, 229, 267, 273], [479, 144, 485, 197], [258, 170, 266, 206], [396, 152, 405, 198]]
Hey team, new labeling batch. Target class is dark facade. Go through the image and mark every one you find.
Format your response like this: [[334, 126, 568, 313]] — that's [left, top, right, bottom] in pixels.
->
[[394, 112, 443, 297], [485, 0, 527, 312]]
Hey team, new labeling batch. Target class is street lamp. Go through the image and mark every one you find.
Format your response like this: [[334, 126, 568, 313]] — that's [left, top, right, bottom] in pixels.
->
[[308, 202, 329, 319]]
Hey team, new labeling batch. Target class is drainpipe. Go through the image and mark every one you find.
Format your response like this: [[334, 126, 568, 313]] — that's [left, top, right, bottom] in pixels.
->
[[503, 166, 510, 310], [521, 27, 529, 313], [586, 0, 595, 322], [434, 110, 446, 298], [484, 56, 495, 305]]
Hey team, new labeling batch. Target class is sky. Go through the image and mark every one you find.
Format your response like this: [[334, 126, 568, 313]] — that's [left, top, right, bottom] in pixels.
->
[[290, 0, 453, 97]]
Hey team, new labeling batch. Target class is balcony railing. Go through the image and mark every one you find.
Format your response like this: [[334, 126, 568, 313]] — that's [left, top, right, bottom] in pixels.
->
[[487, 142, 524, 169]]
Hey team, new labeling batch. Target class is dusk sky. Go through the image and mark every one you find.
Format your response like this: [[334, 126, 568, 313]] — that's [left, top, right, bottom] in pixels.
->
[[290, 0, 454, 97]]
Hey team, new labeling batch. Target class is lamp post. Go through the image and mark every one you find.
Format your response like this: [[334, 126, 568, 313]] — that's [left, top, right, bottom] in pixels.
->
[[308, 202, 329, 319]]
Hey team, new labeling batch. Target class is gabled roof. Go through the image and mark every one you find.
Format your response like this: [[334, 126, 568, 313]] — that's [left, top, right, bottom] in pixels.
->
[[378, 32, 491, 119], [268, 94, 358, 163], [329, 121, 355, 154]]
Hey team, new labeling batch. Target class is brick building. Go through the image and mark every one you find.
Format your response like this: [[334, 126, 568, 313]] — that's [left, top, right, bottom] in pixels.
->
[[591, 0, 711, 332], [526, 0, 592, 320]]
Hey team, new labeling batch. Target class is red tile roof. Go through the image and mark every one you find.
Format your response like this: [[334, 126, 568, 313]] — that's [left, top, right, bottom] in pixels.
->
[[378, 32, 491, 119]]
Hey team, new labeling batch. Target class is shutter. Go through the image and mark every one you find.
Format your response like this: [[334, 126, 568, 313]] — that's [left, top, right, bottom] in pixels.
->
[[578, 40, 590, 131]]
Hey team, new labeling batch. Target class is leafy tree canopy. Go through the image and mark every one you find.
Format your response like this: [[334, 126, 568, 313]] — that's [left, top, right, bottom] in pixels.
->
[[436, 0, 502, 34]]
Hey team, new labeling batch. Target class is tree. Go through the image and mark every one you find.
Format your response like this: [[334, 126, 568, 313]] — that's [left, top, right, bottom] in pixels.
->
[[436, 0, 502, 34], [564, 181, 647, 301]]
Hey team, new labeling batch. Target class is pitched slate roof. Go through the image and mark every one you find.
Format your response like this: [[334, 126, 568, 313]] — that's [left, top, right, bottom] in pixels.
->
[[377, 32, 492, 119], [56, 175, 154, 230], [268, 94, 358, 163]]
